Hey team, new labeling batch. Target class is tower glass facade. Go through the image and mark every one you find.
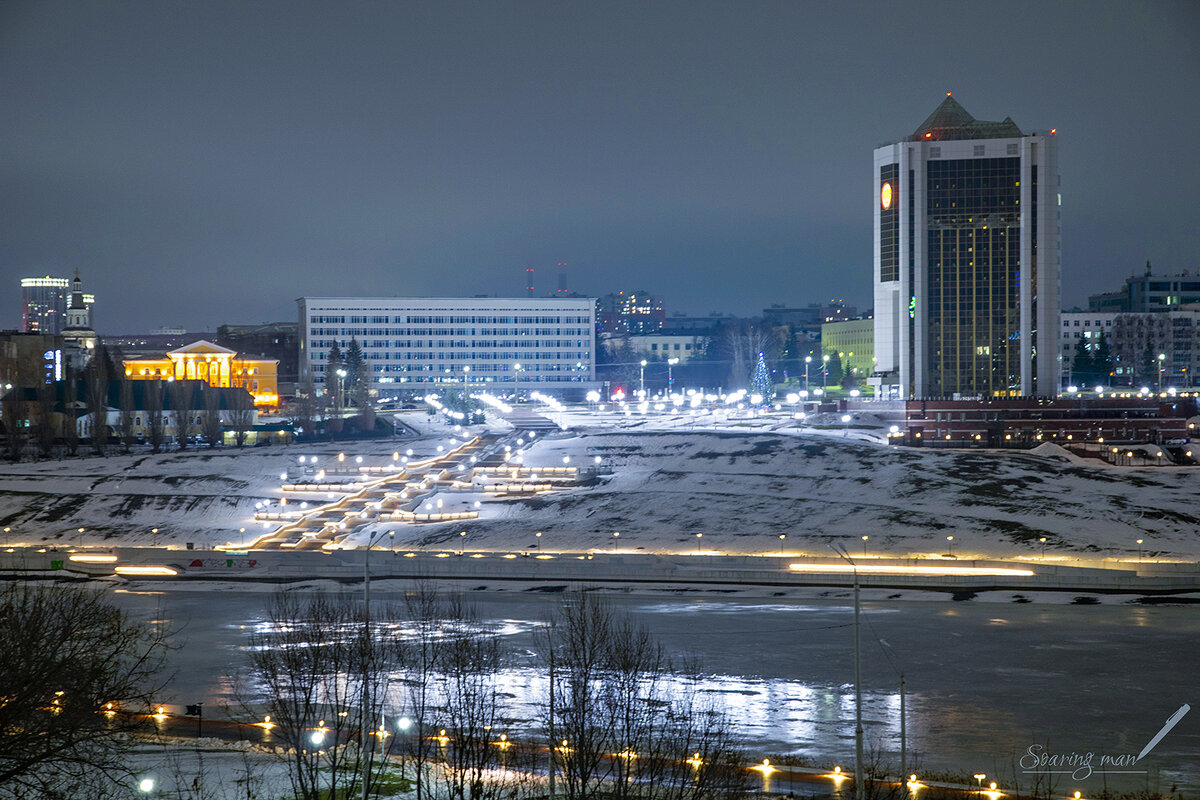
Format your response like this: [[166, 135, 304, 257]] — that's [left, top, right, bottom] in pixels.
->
[[872, 97, 1060, 399]]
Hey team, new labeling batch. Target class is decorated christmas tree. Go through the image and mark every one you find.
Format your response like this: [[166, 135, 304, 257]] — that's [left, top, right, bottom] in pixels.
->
[[749, 351, 771, 403]]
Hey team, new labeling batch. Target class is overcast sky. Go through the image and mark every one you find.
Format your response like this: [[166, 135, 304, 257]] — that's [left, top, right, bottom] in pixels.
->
[[3, 0, 1198, 333]]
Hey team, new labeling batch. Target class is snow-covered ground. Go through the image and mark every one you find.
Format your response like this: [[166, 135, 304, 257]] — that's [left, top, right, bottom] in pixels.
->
[[2, 406, 1198, 562]]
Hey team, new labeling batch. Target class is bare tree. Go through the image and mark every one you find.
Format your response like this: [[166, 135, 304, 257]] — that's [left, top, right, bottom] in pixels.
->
[[245, 590, 396, 800], [229, 387, 254, 447], [541, 591, 746, 800], [63, 380, 80, 456], [0, 582, 170, 800], [294, 374, 315, 440], [170, 381, 196, 451], [436, 597, 505, 800], [720, 321, 779, 390], [145, 380, 165, 454], [2, 390, 25, 463], [86, 358, 109, 456], [201, 385, 223, 448], [117, 379, 136, 453], [36, 381, 56, 459], [397, 584, 452, 800]]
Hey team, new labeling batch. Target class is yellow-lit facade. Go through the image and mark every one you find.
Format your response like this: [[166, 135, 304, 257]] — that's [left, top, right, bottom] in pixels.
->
[[122, 340, 279, 408]]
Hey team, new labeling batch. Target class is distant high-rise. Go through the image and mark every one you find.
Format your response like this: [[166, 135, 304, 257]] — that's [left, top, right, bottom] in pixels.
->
[[21, 276, 69, 334], [20, 275, 94, 334], [872, 95, 1060, 398]]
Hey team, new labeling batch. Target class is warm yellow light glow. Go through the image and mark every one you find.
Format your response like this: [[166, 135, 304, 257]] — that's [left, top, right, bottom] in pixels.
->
[[69, 554, 118, 563], [789, 563, 1034, 577], [687, 752, 704, 768], [754, 758, 776, 776], [256, 715, 276, 730], [115, 565, 178, 576]]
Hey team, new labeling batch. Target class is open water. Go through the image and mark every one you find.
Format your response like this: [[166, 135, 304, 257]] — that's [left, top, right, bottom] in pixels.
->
[[108, 587, 1200, 794]]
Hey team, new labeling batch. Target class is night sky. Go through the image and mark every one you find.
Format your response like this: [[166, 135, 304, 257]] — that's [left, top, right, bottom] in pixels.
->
[[3, 1, 1199, 334]]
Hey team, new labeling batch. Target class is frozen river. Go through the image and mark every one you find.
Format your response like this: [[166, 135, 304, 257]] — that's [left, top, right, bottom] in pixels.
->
[[109, 586, 1199, 794]]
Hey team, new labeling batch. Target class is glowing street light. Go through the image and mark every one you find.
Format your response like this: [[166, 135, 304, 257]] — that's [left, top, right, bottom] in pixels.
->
[[695, 532, 703, 553], [778, 533, 786, 555], [667, 357, 679, 390], [639, 360, 647, 398], [946, 535, 955, 558], [861, 534, 868, 557], [1039, 536, 1047, 560], [612, 531, 620, 552], [804, 355, 811, 392], [1137, 538, 1144, 560]]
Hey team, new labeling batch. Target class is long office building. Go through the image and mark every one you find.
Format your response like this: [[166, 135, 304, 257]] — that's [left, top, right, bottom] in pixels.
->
[[298, 296, 597, 395], [872, 95, 1060, 399]]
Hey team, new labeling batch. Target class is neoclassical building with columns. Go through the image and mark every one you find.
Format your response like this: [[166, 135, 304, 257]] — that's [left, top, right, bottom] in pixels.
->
[[121, 340, 279, 408]]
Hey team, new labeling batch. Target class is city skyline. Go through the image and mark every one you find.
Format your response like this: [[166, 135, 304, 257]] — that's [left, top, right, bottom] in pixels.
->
[[3, 1, 1199, 333]]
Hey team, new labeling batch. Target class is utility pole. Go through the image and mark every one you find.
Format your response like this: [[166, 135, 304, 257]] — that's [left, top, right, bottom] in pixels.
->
[[854, 565, 864, 800], [900, 673, 907, 780], [547, 622, 556, 799]]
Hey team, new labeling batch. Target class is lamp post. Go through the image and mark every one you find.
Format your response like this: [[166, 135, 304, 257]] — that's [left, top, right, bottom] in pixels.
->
[[336, 368, 348, 411], [831, 544, 864, 800], [1158, 354, 1166, 392], [459, 530, 466, 556], [822, 354, 830, 391], [612, 531, 620, 552], [861, 535, 868, 557], [778, 533, 786, 555], [668, 357, 679, 392], [804, 356, 811, 393], [946, 535, 954, 558], [535, 531, 542, 552], [1137, 538, 1144, 560], [695, 532, 703, 553], [1039, 536, 1047, 560], [361, 528, 394, 800], [639, 360, 647, 398]]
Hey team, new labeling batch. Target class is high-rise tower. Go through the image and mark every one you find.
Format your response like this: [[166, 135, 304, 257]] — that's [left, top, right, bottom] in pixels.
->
[[872, 95, 1060, 399]]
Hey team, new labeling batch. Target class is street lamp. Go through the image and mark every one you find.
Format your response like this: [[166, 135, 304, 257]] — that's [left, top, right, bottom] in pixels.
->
[[695, 532, 703, 553], [861, 534, 868, 557], [361, 528, 394, 800], [639, 360, 647, 398], [668, 357, 679, 392], [612, 531, 620, 552], [822, 354, 830, 390], [1137, 538, 1144, 560], [946, 535, 954, 558], [1158, 353, 1166, 391], [336, 368, 348, 410], [804, 356, 811, 392], [459, 530, 467, 556], [1039, 536, 1047, 560], [778, 533, 786, 555]]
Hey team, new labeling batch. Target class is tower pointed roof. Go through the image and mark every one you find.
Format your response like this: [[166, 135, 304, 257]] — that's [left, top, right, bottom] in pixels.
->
[[909, 94, 1023, 141]]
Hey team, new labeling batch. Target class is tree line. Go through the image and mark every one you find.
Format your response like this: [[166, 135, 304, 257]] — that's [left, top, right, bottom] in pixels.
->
[[244, 586, 748, 800], [2, 350, 255, 462]]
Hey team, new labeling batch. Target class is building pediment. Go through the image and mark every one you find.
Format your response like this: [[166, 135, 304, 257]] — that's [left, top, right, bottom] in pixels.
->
[[168, 340, 237, 357]]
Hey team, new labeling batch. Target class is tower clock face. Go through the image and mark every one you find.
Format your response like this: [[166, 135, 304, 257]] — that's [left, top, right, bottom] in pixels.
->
[[880, 182, 893, 210]]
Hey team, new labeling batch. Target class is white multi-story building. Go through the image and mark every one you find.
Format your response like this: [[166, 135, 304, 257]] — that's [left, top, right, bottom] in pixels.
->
[[298, 296, 597, 395], [1060, 311, 1116, 387], [872, 95, 1061, 399]]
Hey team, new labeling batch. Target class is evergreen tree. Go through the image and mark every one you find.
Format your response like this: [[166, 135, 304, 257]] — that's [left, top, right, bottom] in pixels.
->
[[748, 352, 771, 403], [824, 351, 843, 386], [1093, 331, 1113, 386], [344, 338, 364, 394], [326, 342, 344, 409], [1071, 338, 1094, 386]]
